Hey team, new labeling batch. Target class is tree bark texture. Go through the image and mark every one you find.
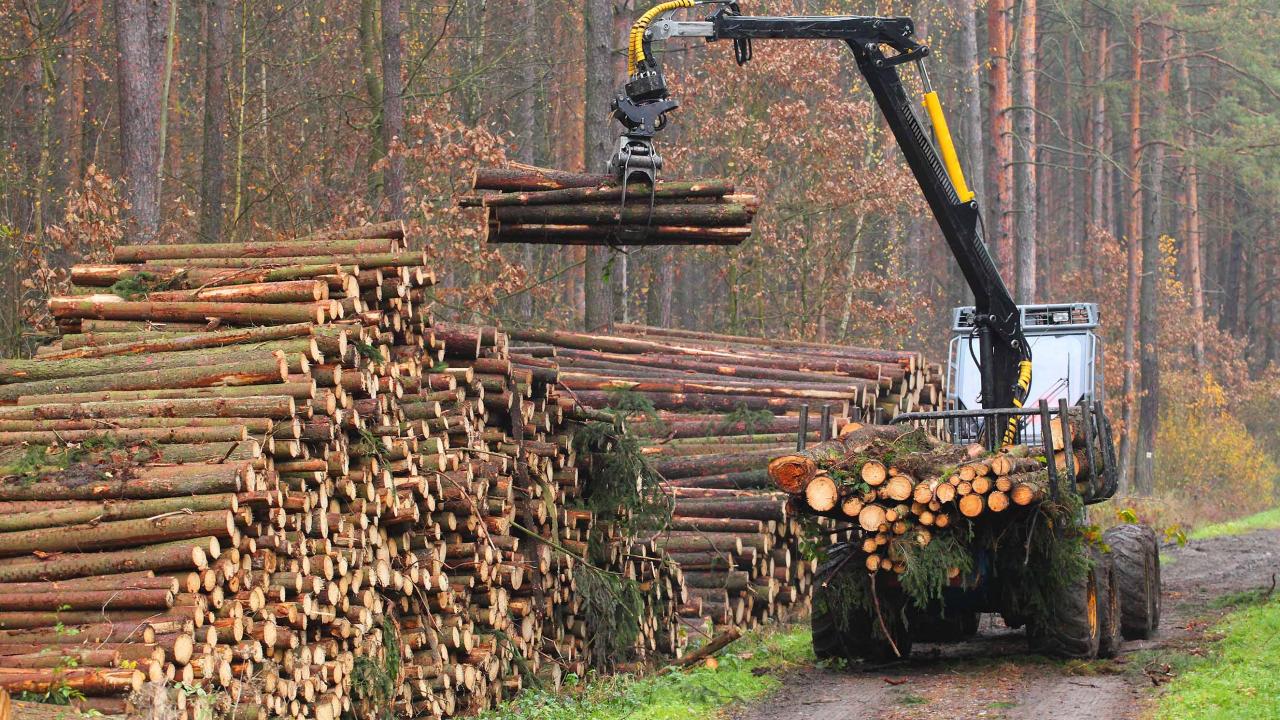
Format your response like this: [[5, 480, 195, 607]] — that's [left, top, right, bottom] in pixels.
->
[[115, 0, 168, 243], [199, 0, 231, 242], [1119, 10, 1143, 494], [1135, 23, 1172, 496], [987, 0, 1015, 276], [380, 0, 405, 219], [1013, 0, 1038, 303]]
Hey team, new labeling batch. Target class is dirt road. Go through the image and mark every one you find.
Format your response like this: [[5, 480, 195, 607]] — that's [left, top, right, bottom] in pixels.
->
[[729, 528, 1280, 720]]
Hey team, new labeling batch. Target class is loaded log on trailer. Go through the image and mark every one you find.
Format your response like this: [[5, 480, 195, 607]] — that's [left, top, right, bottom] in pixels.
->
[[509, 323, 942, 633], [767, 410, 1159, 662], [0, 222, 690, 719]]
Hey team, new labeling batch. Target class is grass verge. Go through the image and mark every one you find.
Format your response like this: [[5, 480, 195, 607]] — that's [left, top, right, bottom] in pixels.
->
[[1189, 507, 1280, 540], [481, 625, 812, 720], [1151, 595, 1280, 720]]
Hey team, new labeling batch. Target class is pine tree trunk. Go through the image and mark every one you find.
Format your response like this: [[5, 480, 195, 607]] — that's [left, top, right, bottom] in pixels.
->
[[1118, 10, 1143, 494], [1013, 0, 1038, 303], [358, 0, 385, 204], [115, 0, 167, 243], [583, 0, 620, 331], [380, 0, 405, 220], [64, 0, 99, 187], [1089, 19, 1109, 244], [987, 0, 1015, 277], [1178, 36, 1205, 369], [958, 0, 985, 209], [198, 0, 231, 242], [515, 0, 540, 321], [1134, 23, 1172, 495]]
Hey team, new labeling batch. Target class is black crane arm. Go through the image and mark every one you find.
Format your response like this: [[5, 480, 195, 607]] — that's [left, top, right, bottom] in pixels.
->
[[611, 4, 1032, 429]]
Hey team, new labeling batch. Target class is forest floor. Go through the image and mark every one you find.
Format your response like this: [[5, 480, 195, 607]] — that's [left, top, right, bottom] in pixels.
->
[[727, 526, 1280, 720]]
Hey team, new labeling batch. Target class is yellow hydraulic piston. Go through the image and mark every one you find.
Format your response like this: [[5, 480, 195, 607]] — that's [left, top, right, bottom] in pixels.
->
[[629, 0, 695, 76], [1003, 359, 1034, 447], [916, 59, 976, 204]]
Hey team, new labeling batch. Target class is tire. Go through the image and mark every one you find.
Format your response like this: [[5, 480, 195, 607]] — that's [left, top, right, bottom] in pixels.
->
[[811, 558, 913, 663], [1106, 524, 1160, 640], [1096, 552, 1123, 658], [911, 609, 980, 643], [1028, 551, 1101, 658]]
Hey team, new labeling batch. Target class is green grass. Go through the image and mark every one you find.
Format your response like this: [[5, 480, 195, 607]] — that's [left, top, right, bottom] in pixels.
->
[[1153, 596, 1280, 719], [1190, 507, 1280, 540], [481, 626, 813, 720]]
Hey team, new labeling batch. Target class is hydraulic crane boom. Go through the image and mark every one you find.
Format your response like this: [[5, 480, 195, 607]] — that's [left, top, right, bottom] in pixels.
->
[[610, 3, 1032, 443]]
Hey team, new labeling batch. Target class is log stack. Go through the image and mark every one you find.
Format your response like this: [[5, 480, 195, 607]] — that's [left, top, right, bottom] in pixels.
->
[[465, 163, 759, 246], [0, 223, 687, 719], [508, 324, 940, 632]]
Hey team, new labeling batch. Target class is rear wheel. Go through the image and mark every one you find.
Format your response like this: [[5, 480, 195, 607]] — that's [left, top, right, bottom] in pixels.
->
[[811, 558, 913, 663], [1106, 524, 1161, 639], [1096, 552, 1123, 658], [1028, 552, 1101, 658]]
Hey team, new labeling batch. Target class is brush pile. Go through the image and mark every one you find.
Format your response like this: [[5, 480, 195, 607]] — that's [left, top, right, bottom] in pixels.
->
[[509, 324, 942, 633], [0, 222, 686, 719], [464, 163, 759, 246]]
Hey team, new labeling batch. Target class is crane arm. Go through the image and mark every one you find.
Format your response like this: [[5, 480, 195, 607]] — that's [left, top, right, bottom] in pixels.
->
[[610, 4, 1031, 434]]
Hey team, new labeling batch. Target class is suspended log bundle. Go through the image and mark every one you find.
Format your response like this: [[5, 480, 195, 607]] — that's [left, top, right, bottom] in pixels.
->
[[465, 163, 759, 246], [0, 222, 690, 720], [767, 419, 1103, 579], [509, 324, 942, 632]]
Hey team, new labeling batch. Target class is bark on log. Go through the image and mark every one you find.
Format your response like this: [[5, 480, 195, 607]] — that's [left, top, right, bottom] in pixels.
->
[[477, 180, 732, 206], [0, 588, 173, 611], [0, 396, 296, 421], [0, 494, 238, 533], [114, 240, 397, 263], [0, 539, 212, 582], [0, 356, 288, 402], [0, 340, 315, 384], [42, 323, 317, 360], [0, 667, 143, 695], [487, 224, 751, 246], [12, 381, 314, 406], [49, 298, 328, 325], [140, 251, 424, 269], [472, 165, 611, 192], [0, 511, 235, 557], [0, 463, 249, 501]]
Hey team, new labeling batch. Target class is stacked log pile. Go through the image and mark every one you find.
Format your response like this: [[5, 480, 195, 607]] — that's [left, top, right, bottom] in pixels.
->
[[0, 223, 685, 719], [508, 324, 939, 632], [767, 418, 1105, 576], [464, 163, 759, 246]]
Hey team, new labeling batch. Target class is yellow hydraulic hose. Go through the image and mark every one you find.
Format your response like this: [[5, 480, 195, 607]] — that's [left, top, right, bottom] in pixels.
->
[[923, 91, 976, 203], [629, 0, 695, 76], [1003, 359, 1034, 447]]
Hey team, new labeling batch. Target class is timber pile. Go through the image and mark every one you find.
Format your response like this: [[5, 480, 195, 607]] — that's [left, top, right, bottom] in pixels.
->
[[0, 222, 685, 720], [767, 417, 1107, 576], [464, 163, 759, 246], [508, 324, 940, 632]]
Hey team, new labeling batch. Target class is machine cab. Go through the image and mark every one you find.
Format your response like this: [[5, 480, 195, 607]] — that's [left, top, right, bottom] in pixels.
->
[[946, 303, 1103, 445]]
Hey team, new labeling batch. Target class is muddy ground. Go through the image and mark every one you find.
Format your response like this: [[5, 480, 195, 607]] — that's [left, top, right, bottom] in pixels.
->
[[729, 528, 1280, 720]]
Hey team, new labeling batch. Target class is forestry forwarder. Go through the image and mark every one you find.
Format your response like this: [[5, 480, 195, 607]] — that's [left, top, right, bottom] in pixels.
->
[[609, 2, 1161, 660]]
